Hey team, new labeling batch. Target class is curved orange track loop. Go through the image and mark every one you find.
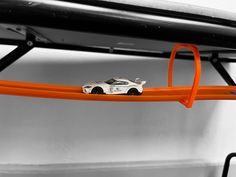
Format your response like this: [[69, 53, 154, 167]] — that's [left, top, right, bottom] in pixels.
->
[[168, 44, 201, 108]]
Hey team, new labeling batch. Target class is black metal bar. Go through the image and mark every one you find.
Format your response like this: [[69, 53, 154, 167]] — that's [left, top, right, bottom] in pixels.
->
[[177, 50, 236, 54], [0, 41, 33, 72], [1, 1, 236, 49], [222, 153, 236, 177], [219, 58, 236, 63], [63, 0, 236, 28], [210, 53, 236, 85], [1, 38, 236, 63], [0, 38, 25, 46]]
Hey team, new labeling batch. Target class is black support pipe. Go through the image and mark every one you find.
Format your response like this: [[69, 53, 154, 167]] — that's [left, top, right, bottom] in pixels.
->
[[0, 41, 33, 72], [210, 53, 236, 86], [222, 153, 236, 177]]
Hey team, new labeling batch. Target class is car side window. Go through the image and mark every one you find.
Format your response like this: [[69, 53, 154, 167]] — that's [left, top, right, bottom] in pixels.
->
[[112, 81, 129, 85], [112, 81, 121, 85], [121, 81, 129, 85]]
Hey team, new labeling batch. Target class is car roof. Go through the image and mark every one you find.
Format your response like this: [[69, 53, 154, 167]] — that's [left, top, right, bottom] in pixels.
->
[[113, 77, 134, 82], [113, 77, 127, 80]]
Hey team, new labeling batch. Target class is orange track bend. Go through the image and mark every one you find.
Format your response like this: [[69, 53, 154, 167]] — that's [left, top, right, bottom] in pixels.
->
[[1, 44, 236, 108]]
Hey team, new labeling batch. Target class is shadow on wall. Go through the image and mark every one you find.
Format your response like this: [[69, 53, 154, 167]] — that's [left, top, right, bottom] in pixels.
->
[[0, 49, 222, 164]]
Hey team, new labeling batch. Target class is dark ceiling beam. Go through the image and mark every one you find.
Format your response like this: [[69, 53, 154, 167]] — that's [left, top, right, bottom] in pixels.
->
[[1, 1, 236, 49]]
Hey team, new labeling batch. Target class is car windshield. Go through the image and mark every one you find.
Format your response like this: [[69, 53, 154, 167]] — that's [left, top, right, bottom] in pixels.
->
[[105, 78, 116, 84]]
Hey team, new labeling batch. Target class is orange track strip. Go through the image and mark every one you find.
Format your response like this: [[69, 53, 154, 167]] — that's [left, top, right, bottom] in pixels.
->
[[1, 44, 236, 108], [0, 80, 236, 102]]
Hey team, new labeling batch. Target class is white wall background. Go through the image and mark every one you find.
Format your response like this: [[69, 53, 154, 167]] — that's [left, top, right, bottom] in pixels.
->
[[0, 45, 236, 167], [168, 0, 236, 12]]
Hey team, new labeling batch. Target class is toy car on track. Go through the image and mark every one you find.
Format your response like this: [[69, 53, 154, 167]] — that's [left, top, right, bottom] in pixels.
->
[[82, 77, 146, 95]]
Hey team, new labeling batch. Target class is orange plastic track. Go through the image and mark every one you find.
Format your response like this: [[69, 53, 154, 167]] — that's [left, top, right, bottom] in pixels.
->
[[168, 44, 201, 108], [0, 44, 236, 108]]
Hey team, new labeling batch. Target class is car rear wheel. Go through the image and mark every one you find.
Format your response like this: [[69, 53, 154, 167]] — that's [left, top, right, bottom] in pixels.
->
[[127, 88, 140, 95], [91, 87, 104, 94]]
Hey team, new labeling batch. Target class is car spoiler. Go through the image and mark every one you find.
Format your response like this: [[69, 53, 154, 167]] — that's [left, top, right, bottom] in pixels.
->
[[135, 78, 146, 85]]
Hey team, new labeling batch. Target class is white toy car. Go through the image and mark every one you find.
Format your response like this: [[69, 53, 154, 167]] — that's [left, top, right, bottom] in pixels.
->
[[82, 77, 146, 95]]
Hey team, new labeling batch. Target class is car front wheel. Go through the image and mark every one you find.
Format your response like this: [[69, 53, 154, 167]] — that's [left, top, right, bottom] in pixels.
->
[[91, 87, 104, 94]]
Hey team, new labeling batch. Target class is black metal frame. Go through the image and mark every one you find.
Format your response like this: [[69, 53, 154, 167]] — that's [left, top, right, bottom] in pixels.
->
[[222, 153, 236, 177], [0, 40, 195, 72], [1, 37, 236, 76], [0, 0, 236, 75], [210, 53, 236, 86], [0, 35, 34, 72]]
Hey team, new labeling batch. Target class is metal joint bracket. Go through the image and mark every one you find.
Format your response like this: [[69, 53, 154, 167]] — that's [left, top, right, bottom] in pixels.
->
[[209, 53, 236, 86], [0, 36, 34, 72]]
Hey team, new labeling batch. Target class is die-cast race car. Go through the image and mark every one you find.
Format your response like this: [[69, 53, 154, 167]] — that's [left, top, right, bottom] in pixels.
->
[[82, 77, 146, 95]]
